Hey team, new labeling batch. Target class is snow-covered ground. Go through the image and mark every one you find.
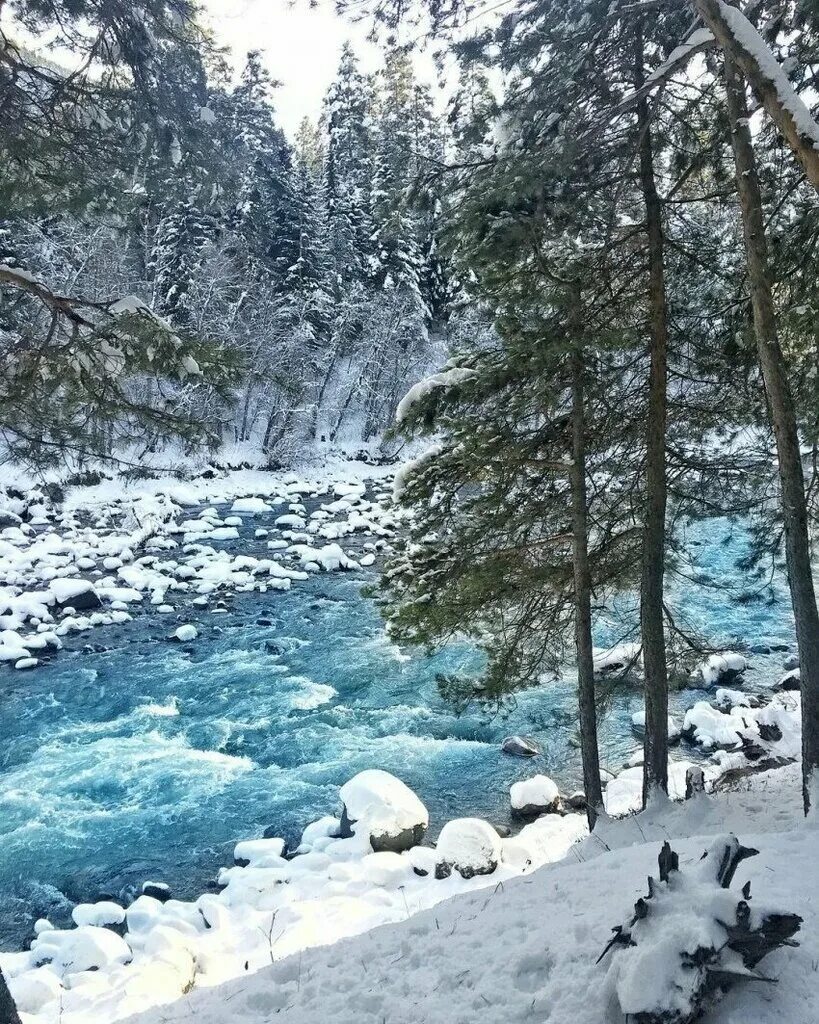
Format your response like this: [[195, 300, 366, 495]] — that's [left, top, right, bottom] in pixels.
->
[[115, 763, 815, 1024]]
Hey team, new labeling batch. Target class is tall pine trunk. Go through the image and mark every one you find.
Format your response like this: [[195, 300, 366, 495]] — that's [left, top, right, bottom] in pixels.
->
[[635, 24, 670, 803], [569, 325, 604, 828], [723, 54, 819, 814]]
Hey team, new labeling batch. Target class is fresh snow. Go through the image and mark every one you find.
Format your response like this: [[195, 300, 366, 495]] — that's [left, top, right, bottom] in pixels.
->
[[116, 763, 818, 1024], [340, 769, 429, 837], [509, 773, 559, 812]]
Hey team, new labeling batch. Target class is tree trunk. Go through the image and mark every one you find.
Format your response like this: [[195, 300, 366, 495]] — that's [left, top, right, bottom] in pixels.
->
[[690, 0, 819, 193], [0, 969, 22, 1024], [569, 331, 604, 828], [723, 53, 819, 814], [635, 23, 670, 803]]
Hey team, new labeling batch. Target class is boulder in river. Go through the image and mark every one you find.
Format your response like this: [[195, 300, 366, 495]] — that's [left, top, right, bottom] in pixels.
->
[[435, 818, 502, 879], [776, 668, 801, 692], [501, 735, 541, 758], [510, 774, 561, 819], [141, 881, 171, 903], [50, 579, 102, 612], [339, 769, 428, 853]]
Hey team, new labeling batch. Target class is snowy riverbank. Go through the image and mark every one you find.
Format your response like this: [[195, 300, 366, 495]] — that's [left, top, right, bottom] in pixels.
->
[[120, 761, 819, 1024], [0, 457, 810, 1023]]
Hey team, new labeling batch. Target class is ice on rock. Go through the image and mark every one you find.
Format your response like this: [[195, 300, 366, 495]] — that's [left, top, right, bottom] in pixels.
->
[[510, 774, 560, 817], [172, 624, 198, 642], [340, 770, 428, 853], [436, 818, 502, 878]]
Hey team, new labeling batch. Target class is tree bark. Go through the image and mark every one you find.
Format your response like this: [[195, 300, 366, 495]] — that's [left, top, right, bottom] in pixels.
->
[[723, 53, 819, 814], [635, 23, 670, 803], [690, 0, 819, 193], [0, 968, 22, 1024], [569, 326, 604, 828]]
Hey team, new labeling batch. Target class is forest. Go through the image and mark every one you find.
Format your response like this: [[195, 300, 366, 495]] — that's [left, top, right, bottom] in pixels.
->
[[1, 0, 819, 1023]]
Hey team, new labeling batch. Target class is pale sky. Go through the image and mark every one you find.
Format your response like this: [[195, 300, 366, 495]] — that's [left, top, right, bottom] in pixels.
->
[[201, 0, 439, 138]]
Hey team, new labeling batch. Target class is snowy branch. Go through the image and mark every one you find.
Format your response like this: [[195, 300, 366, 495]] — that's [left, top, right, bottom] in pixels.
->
[[690, 0, 819, 192]]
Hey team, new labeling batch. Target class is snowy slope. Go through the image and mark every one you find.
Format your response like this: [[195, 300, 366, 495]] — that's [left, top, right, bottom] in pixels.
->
[[125, 766, 817, 1024]]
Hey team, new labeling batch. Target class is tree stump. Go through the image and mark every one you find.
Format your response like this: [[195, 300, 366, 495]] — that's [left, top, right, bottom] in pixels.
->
[[597, 837, 801, 1023]]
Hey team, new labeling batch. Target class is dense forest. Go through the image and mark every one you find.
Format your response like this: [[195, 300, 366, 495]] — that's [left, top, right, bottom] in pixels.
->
[[2, 8, 453, 466]]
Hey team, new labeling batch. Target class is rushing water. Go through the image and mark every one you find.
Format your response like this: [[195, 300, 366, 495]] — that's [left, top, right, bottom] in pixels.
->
[[0, 507, 795, 948]]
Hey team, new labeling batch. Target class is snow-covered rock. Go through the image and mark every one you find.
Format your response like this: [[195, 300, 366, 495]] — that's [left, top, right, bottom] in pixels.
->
[[435, 818, 502, 879], [49, 578, 101, 611], [7, 965, 63, 1014], [31, 924, 132, 976], [230, 498, 272, 514], [630, 709, 681, 741], [593, 642, 641, 674], [509, 774, 560, 818], [697, 651, 747, 686], [339, 770, 428, 853], [71, 901, 126, 928], [682, 702, 744, 749], [171, 624, 197, 642]]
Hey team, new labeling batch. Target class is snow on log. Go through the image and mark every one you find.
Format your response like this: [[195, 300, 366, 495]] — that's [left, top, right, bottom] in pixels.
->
[[599, 836, 801, 1024]]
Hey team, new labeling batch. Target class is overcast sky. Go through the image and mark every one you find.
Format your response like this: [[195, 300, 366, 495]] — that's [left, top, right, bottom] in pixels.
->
[[201, 0, 438, 138]]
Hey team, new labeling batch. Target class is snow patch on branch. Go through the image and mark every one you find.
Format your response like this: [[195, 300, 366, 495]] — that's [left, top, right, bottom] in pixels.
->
[[395, 366, 477, 424], [719, 0, 819, 149], [392, 443, 443, 503]]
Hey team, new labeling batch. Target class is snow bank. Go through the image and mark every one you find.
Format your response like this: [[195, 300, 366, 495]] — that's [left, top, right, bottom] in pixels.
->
[[3, 772, 588, 1024], [118, 767, 815, 1024]]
